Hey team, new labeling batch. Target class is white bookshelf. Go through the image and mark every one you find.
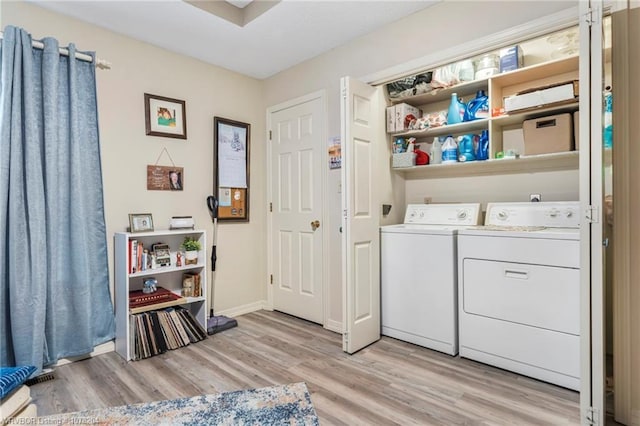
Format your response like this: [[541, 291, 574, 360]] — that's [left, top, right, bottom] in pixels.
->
[[114, 229, 207, 361]]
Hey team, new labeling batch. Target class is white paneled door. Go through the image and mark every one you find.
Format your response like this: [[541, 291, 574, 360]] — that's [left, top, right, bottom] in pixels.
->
[[270, 94, 324, 324], [340, 77, 382, 354]]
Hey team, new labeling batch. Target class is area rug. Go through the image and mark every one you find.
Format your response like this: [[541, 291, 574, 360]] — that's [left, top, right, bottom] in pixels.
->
[[38, 382, 318, 425]]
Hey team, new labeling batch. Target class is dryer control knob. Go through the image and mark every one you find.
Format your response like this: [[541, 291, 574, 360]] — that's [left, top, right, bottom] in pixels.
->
[[497, 211, 508, 220], [457, 210, 468, 219], [565, 209, 574, 218], [549, 208, 559, 218]]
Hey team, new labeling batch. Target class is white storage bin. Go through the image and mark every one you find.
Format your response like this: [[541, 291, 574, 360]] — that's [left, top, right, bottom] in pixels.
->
[[392, 152, 416, 168]]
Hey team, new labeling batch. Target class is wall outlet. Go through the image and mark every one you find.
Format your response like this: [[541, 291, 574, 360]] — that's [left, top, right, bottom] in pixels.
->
[[530, 193, 541, 202], [424, 197, 432, 204]]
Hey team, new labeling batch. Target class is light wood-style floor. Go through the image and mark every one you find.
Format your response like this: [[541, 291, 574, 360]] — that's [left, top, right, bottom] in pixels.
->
[[31, 310, 580, 425]]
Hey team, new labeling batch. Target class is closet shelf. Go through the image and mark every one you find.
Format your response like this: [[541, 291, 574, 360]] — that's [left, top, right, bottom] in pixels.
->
[[391, 119, 488, 139], [395, 151, 579, 179]]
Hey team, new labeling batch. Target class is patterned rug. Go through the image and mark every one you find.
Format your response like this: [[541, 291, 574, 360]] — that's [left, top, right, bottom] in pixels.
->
[[38, 382, 318, 425]]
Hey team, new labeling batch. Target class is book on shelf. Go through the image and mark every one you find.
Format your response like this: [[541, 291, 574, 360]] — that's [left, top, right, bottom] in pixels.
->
[[130, 307, 206, 360]]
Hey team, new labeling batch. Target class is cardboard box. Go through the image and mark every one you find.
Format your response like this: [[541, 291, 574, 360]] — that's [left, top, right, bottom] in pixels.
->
[[523, 113, 573, 155], [394, 103, 421, 132], [504, 80, 579, 113], [386, 106, 396, 133], [500, 45, 524, 73]]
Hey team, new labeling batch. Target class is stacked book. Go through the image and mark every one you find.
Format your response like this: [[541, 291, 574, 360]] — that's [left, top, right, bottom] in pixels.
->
[[130, 307, 207, 360]]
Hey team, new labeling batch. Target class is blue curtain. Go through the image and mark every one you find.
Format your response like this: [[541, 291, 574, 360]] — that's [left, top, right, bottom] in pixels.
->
[[0, 26, 115, 371]]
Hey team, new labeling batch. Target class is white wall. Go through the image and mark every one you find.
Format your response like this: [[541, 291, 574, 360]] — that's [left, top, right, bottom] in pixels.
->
[[263, 0, 578, 328], [2, 1, 268, 315]]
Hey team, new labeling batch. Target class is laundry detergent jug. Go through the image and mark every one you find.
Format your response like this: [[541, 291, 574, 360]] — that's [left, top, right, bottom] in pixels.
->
[[464, 90, 489, 121], [476, 130, 489, 161], [457, 134, 476, 162]]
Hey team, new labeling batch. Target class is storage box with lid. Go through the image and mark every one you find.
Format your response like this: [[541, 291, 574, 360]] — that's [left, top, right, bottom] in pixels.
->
[[522, 112, 573, 155], [504, 80, 579, 113]]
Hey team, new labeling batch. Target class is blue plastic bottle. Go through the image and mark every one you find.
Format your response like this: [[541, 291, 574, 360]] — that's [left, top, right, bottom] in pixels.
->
[[476, 130, 489, 160], [457, 135, 476, 162], [464, 90, 489, 122], [447, 93, 465, 125]]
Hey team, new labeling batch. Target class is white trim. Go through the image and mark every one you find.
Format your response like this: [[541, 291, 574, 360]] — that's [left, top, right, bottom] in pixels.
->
[[215, 300, 267, 318], [360, 6, 579, 86], [265, 90, 328, 326]]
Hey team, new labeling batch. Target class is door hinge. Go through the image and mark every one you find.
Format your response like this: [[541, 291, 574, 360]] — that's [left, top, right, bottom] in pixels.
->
[[341, 87, 347, 99], [343, 209, 348, 218], [269, 202, 272, 212], [584, 8, 594, 26], [343, 332, 348, 345], [585, 406, 599, 425], [269, 130, 272, 140], [585, 205, 599, 223], [270, 274, 273, 285]]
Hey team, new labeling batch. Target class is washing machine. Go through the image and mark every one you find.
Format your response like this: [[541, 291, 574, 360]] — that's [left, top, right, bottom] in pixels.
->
[[457, 201, 581, 390], [380, 203, 481, 355]]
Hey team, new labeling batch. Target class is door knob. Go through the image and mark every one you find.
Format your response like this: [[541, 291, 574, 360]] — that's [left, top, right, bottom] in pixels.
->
[[311, 220, 320, 231]]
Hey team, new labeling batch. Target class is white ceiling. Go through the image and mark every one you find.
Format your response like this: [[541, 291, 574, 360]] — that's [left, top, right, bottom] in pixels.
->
[[29, 0, 440, 79]]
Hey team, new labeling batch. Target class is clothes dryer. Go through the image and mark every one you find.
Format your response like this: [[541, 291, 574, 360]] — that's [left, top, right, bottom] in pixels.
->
[[457, 201, 580, 390], [380, 203, 481, 355]]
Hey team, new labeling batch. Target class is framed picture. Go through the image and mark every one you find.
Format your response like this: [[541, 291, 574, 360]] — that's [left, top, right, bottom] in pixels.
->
[[214, 117, 250, 222], [146, 165, 184, 191], [144, 93, 187, 139], [129, 213, 154, 233]]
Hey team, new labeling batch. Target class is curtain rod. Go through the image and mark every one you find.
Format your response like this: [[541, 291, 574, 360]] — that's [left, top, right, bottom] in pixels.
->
[[0, 31, 111, 69]]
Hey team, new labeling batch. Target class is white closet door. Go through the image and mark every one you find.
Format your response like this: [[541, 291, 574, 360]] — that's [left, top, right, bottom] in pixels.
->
[[340, 76, 383, 354], [579, 1, 606, 424]]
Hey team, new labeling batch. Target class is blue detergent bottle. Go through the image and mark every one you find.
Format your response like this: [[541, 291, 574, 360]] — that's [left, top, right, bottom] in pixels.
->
[[464, 90, 489, 122], [457, 134, 476, 162], [603, 90, 613, 149], [476, 130, 489, 160], [447, 93, 465, 125]]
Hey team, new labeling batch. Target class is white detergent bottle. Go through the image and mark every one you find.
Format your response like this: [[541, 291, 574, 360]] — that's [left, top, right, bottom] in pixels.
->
[[430, 137, 442, 165], [441, 136, 458, 164]]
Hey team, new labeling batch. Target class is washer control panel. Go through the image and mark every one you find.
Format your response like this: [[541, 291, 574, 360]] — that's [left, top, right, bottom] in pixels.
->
[[485, 202, 580, 228], [404, 203, 482, 226]]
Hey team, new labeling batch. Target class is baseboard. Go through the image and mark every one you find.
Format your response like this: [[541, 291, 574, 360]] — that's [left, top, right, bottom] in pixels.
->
[[324, 319, 342, 334], [54, 340, 115, 367], [214, 300, 267, 318]]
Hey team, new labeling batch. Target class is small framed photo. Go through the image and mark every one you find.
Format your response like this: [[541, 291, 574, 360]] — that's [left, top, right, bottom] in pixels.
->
[[129, 213, 154, 233], [144, 93, 187, 139]]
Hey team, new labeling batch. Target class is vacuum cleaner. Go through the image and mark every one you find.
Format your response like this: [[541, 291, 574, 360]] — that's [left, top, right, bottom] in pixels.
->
[[206, 195, 238, 335]]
